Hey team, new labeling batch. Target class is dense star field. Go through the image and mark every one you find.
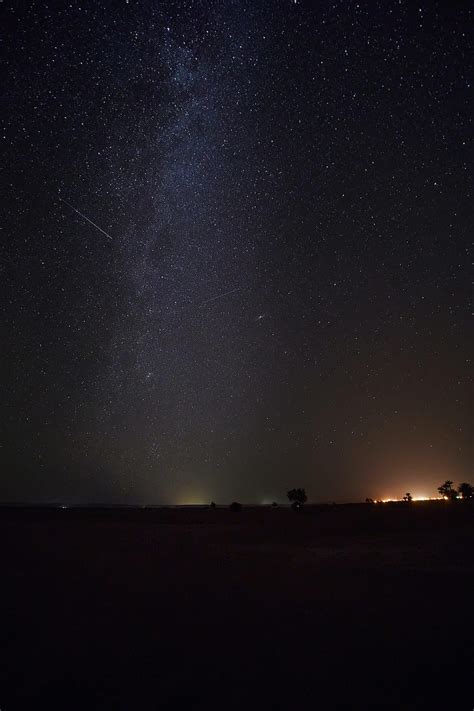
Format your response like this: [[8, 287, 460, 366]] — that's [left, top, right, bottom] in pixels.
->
[[2, 1, 472, 503]]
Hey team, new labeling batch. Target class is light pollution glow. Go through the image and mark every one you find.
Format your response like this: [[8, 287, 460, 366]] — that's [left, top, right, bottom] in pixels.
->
[[378, 496, 446, 503]]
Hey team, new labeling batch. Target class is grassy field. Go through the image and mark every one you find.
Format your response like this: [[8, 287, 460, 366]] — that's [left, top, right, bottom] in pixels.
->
[[1, 502, 473, 709]]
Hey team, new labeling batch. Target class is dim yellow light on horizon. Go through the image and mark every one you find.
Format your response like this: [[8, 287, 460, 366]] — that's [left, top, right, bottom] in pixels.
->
[[377, 496, 446, 503]]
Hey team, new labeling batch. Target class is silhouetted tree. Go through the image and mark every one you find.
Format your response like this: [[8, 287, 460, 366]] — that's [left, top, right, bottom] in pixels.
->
[[210, 501, 216, 509], [229, 501, 242, 512], [438, 480, 457, 500], [458, 482, 474, 500], [403, 492, 413, 502], [365, 498, 375, 504], [287, 488, 307, 511], [271, 502, 278, 508]]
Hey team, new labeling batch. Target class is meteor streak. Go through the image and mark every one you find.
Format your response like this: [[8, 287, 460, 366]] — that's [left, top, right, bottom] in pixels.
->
[[200, 287, 244, 306], [59, 195, 113, 240]]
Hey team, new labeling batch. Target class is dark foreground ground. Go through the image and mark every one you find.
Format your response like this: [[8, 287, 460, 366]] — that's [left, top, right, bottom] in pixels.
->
[[1, 502, 473, 710]]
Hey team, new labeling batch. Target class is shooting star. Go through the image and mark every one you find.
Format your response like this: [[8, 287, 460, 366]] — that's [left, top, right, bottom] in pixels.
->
[[58, 195, 113, 240], [200, 287, 244, 306]]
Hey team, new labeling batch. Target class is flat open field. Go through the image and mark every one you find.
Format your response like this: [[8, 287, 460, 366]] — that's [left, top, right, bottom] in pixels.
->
[[1, 502, 473, 709]]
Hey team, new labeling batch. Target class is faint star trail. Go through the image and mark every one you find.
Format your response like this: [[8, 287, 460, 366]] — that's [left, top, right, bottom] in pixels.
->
[[200, 287, 244, 306], [59, 195, 114, 240]]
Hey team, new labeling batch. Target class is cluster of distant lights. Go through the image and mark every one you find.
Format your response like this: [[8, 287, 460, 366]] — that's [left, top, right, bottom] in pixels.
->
[[376, 496, 454, 503]]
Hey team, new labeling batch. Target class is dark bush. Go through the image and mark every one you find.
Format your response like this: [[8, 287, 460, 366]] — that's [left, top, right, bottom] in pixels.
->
[[458, 483, 473, 499], [287, 488, 307, 509], [229, 501, 242, 512]]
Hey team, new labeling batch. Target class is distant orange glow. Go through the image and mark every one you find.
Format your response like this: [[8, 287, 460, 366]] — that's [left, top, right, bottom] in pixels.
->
[[377, 496, 445, 503]]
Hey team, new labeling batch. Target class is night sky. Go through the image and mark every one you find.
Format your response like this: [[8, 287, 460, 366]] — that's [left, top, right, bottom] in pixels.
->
[[2, 1, 472, 504]]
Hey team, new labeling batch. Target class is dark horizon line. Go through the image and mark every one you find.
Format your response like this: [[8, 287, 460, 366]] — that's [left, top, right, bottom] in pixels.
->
[[0, 499, 450, 510]]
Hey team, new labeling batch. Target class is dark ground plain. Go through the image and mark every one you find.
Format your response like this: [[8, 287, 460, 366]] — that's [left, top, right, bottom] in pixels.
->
[[1, 501, 473, 710]]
